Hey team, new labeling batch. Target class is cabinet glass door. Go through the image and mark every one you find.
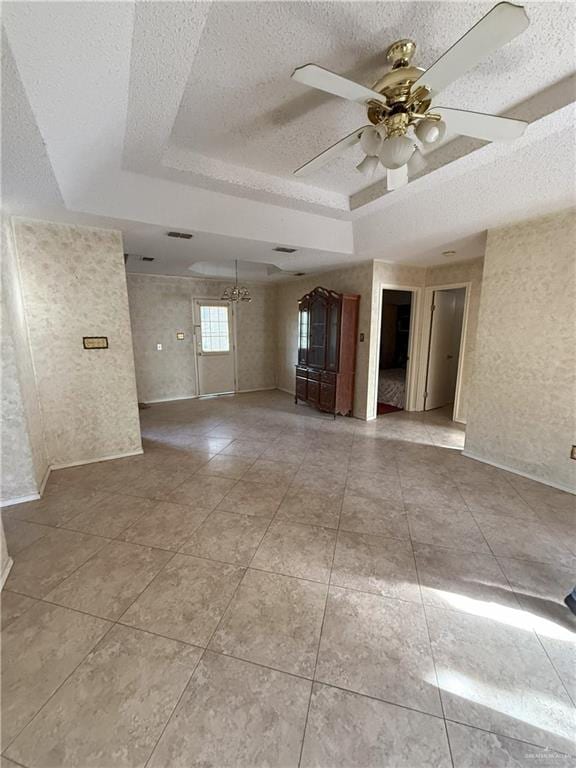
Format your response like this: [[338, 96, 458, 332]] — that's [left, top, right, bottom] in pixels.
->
[[308, 296, 326, 368], [298, 300, 309, 365], [326, 301, 340, 371]]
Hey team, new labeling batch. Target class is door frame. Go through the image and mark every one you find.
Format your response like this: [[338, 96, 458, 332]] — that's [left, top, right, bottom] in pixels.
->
[[415, 281, 471, 423], [370, 283, 423, 420], [192, 297, 238, 397]]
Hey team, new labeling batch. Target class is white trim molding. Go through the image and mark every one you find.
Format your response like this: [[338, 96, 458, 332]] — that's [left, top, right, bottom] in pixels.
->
[[462, 451, 576, 495], [142, 395, 197, 404], [50, 448, 144, 471], [0, 492, 41, 508], [1, 556, 14, 589], [370, 282, 424, 421]]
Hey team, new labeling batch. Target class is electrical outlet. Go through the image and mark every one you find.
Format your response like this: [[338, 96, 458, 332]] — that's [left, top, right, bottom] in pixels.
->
[[571, 445, 576, 460]]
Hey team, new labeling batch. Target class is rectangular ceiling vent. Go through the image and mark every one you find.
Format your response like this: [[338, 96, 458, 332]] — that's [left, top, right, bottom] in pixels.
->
[[166, 231, 194, 240], [125, 254, 155, 262], [273, 246, 297, 254]]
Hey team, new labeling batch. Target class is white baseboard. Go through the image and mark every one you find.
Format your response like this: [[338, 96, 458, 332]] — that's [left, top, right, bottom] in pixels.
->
[[1, 449, 144, 508], [0, 464, 51, 508], [277, 386, 295, 396], [236, 387, 277, 394], [50, 448, 144, 471], [0, 491, 41, 508], [39, 464, 51, 495], [142, 395, 198, 404], [1, 556, 14, 589], [461, 451, 576, 495]]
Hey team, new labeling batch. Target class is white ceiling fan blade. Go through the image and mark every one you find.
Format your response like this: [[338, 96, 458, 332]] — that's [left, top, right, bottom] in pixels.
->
[[292, 64, 386, 105], [293, 127, 369, 177], [387, 165, 408, 190], [415, 2, 529, 97], [434, 107, 528, 141]]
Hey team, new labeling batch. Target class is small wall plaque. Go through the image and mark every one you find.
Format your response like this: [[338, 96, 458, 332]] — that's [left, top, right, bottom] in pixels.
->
[[176, 332, 185, 340], [83, 336, 108, 350]]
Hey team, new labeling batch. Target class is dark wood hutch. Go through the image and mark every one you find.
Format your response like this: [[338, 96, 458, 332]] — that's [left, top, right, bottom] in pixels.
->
[[294, 286, 360, 416]]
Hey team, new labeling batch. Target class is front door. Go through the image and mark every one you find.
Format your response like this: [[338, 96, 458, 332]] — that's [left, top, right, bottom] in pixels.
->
[[193, 300, 236, 396]]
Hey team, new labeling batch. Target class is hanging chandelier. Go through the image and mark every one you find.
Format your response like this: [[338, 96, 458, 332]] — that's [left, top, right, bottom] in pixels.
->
[[221, 260, 252, 303]]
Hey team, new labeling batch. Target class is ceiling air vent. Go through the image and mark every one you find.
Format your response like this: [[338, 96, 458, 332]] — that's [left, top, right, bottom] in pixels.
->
[[166, 231, 194, 239], [273, 246, 297, 253], [142, 256, 155, 262], [293, 272, 306, 277]]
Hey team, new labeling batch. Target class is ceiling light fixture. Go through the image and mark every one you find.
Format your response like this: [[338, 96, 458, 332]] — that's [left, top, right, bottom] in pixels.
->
[[378, 135, 416, 169], [221, 260, 252, 303], [291, 2, 530, 190]]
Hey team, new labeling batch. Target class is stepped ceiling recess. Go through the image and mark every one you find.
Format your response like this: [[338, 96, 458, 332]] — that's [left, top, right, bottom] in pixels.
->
[[2, 2, 575, 279]]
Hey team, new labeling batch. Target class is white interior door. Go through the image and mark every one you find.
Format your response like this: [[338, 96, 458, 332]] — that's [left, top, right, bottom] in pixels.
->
[[424, 288, 465, 410], [193, 300, 236, 396]]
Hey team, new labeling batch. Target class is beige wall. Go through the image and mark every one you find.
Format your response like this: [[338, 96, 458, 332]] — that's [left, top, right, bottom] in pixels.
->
[[11, 219, 142, 467], [1, 219, 48, 502], [425, 258, 484, 421], [126, 274, 277, 403], [465, 209, 576, 491], [275, 263, 374, 418], [275, 258, 485, 421]]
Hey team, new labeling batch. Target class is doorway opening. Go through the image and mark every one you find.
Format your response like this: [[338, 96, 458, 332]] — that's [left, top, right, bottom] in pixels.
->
[[193, 299, 237, 396], [377, 289, 413, 415], [423, 287, 466, 417]]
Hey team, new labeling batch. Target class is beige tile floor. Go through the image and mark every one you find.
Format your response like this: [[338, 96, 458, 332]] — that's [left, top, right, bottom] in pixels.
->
[[2, 390, 575, 767]]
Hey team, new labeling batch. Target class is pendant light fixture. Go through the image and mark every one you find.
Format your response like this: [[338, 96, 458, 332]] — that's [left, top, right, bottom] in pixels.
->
[[221, 260, 252, 303]]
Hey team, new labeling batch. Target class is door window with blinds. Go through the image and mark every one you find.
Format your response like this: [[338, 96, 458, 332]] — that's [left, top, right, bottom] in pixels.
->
[[199, 304, 231, 353]]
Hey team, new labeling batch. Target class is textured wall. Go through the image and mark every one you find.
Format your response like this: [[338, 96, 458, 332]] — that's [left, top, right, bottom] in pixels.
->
[[275, 263, 374, 419], [425, 258, 484, 421], [126, 274, 277, 403], [12, 219, 142, 466], [1, 219, 48, 501], [466, 209, 576, 491]]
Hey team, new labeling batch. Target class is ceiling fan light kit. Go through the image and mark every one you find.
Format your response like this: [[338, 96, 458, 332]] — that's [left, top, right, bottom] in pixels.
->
[[292, 2, 530, 189]]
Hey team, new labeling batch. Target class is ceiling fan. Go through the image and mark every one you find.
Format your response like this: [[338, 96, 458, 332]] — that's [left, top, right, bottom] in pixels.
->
[[291, 2, 530, 190]]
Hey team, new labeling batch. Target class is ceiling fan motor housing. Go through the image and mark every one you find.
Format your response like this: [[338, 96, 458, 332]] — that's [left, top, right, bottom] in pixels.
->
[[367, 40, 432, 132]]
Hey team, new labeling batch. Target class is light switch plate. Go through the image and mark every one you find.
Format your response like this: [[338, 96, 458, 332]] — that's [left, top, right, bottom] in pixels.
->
[[156, 343, 162, 351]]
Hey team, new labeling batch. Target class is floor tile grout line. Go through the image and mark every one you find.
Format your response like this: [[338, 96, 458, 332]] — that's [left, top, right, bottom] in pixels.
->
[[142, 649, 206, 768], [2, 619, 117, 759], [296, 487, 342, 768], [409, 533, 455, 768]]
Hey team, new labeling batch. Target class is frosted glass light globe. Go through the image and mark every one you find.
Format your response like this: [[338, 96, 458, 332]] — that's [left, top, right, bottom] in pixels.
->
[[359, 127, 382, 157], [378, 136, 416, 169], [415, 119, 446, 144]]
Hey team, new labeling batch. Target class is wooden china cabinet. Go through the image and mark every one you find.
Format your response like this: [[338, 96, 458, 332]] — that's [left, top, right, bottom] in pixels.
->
[[294, 286, 360, 416]]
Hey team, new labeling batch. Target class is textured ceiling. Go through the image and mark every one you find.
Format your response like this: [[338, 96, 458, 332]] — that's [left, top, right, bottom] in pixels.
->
[[2, 0, 575, 280], [168, 1, 576, 198]]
